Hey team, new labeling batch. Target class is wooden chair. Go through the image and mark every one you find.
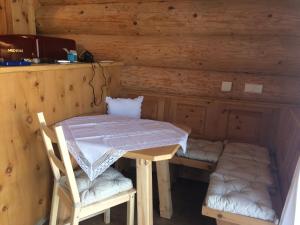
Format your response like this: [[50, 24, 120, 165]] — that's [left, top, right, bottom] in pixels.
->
[[37, 112, 136, 225]]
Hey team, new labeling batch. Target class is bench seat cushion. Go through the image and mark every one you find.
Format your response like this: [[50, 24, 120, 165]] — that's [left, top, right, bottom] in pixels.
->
[[215, 156, 274, 187], [61, 167, 133, 206], [223, 142, 271, 164], [206, 173, 277, 222], [177, 138, 223, 163]]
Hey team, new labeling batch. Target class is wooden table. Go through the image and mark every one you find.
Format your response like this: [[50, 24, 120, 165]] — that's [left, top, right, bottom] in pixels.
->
[[123, 124, 191, 225], [124, 144, 180, 225]]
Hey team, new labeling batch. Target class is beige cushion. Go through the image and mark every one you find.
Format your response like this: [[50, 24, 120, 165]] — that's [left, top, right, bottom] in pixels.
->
[[223, 142, 271, 164], [177, 138, 223, 163], [206, 173, 277, 222], [215, 156, 274, 187], [61, 167, 133, 206]]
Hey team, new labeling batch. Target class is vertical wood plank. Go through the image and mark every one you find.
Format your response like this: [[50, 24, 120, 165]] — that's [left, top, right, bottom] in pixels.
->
[[1, 0, 36, 34], [136, 159, 153, 225], [0, 64, 119, 225], [0, 0, 8, 34]]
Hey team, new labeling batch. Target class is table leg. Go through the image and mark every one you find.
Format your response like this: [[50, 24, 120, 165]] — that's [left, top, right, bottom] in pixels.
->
[[136, 159, 153, 225], [156, 160, 173, 219]]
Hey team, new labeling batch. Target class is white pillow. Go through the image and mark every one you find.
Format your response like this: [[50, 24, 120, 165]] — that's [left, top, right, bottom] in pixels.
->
[[105, 96, 144, 118]]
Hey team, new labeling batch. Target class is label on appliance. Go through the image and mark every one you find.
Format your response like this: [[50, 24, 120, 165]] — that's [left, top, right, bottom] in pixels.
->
[[7, 48, 24, 53]]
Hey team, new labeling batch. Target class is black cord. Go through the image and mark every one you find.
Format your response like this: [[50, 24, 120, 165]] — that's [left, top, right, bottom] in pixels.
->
[[88, 62, 108, 106], [98, 62, 108, 105]]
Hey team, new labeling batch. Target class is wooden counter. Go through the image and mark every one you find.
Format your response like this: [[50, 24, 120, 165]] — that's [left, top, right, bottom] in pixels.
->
[[0, 62, 124, 74], [0, 63, 121, 225]]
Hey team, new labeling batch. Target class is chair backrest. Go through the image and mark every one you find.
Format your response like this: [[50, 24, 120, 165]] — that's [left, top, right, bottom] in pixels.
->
[[37, 112, 80, 204]]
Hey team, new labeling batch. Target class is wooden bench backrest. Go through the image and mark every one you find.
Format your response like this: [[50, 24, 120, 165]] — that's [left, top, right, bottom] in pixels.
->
[[121, 91, 279, 147]]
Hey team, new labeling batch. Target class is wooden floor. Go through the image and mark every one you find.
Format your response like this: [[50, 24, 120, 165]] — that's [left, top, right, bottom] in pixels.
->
[[81, 170, 216, 225]]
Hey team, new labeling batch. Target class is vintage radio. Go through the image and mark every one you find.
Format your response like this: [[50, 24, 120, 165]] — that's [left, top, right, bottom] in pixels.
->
[[0, 35, 76, 63]]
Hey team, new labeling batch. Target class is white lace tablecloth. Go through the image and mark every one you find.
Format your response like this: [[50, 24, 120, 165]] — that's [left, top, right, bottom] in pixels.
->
[[57, 114, 188, 180]]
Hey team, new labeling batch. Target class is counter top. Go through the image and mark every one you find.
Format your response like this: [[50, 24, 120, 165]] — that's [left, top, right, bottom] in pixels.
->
[[0, 61, 124, 74]]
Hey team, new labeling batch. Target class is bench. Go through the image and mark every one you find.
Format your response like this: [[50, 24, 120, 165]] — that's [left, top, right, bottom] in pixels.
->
[[170, 138, 224, 172], [202, 143, 280, 225]]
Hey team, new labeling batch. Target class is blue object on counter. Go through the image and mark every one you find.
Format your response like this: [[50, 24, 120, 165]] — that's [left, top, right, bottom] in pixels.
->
[[0, 61, 32, 66], [67, 52, 77, 62]]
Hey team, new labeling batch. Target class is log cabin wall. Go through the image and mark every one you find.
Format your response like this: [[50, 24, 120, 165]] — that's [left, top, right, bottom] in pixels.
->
[[35, 0, 300, 104]]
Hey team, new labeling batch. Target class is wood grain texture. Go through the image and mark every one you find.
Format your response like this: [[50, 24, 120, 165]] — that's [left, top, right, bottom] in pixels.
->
[[10, 0, 36, 34], [121, 66, 300, 104], [35, 0, 300, 105], [47, 34, 300, 76], [36, 0, 300, 36], [0, 0, 9, 34], [0, 0, 36, 34], [121, 91, 279, 146], [0, 63, 119, 225]]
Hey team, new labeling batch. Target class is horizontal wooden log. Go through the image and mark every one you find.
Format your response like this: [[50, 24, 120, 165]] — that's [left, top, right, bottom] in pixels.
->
[[120, 66, 300, 104], [36, 0, 300, 36], [38, 0, 135, 5], [53, 34, 300, 76]]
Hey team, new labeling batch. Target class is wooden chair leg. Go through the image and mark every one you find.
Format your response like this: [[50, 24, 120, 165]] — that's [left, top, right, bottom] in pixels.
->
[[104, 208, 110, 224], [49, 182, 60, 225], [127, 193, 135, 225], [70, 207, 80, 225]]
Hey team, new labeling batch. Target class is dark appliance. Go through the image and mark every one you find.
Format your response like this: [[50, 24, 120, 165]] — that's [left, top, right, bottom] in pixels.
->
[[0, 35, 76, 63]]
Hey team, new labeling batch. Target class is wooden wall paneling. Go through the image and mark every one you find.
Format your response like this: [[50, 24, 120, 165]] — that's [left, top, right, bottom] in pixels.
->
[[0, 0, 36, 34], [9, 0, 36, 34], [122, 93, 166, 121], [0, 64, 118, 225], [0, 0, 9, 34], [120, 91, 279, 146], [223, 105, 275, 145], [272, 108, 300, 200], [36, 0, 300, 36], [226, 110, 262, 144], [169, 98, 208, 137], [50, 34, 300, 77], [171, 98, 276, 145]]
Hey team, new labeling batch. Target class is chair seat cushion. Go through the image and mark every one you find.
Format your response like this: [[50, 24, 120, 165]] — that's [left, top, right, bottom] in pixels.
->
[[206, 173, 277, 222], [214, 156, 274, 187], [223, 142, 271, 164], [62, 167, 133, 206], [177, 138, 223, 163]]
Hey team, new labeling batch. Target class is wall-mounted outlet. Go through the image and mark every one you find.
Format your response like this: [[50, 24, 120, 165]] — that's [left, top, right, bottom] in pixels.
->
[[221, 81, 232, 92], [244, 83, 263, 94]]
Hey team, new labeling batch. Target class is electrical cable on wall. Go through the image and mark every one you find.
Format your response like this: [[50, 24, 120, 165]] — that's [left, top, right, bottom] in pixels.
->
[[89, 62, 108, 106]]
